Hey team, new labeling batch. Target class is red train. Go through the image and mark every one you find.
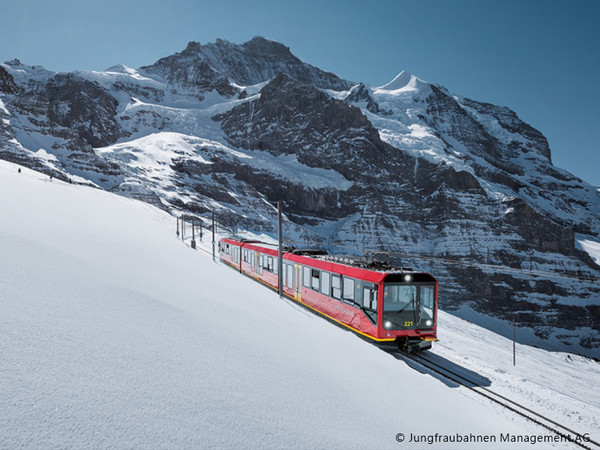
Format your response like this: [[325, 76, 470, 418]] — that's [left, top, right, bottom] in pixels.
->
[[218, 238, 438, 352]]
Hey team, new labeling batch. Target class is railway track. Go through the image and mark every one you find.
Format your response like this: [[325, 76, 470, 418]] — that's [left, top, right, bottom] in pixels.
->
[[400, 352, 599, 450]]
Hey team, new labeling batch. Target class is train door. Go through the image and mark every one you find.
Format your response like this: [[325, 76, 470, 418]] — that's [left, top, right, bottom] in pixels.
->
[[294, 264, 302, 301]]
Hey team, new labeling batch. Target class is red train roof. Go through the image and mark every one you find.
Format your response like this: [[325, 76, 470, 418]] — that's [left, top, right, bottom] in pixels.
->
[[284, 252, 387, 283], [219, 238, 436, 283], [220, 238, 387, 283]]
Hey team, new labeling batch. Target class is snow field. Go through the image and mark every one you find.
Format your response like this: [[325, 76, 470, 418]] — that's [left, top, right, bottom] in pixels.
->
[[0, 160, 594, 448]]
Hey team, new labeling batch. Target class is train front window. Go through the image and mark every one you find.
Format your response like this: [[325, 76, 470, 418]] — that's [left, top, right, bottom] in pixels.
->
[[383, 283, 435, 330]]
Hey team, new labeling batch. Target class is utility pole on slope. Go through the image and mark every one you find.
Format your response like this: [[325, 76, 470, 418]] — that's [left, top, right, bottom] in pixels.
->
[[212, 212, 215, 262], [513, 320, 516, 366], [191, 218, 196, 249], [278, 201, 283, 299]]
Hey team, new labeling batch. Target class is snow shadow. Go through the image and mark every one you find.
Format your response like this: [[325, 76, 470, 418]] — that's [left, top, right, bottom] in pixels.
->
[[394, 352, 492, 388]]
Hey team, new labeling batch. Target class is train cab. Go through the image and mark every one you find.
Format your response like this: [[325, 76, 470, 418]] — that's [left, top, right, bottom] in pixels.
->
[[379, 272, 437, 352]]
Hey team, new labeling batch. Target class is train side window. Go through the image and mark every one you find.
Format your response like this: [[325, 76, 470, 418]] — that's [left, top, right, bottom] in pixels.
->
[[311, 269, 320, 291], [363, 286, 377, 310], [303, 266, 311, 288], [321, 271, 330, 296], [332, 274, 341, 299], [267, 256, 273, 272], [273, 258, 278, 275], [343, 277, 355, 301], [287, 265, 294, 289]]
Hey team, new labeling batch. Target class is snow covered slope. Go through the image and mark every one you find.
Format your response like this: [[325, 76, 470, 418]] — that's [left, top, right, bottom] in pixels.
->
[[1, 161, 598, 448]]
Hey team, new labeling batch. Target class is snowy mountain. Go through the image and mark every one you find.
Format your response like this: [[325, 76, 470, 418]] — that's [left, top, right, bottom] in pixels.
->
[[1, 37, 599, 358], [1, 160, 598, 448]]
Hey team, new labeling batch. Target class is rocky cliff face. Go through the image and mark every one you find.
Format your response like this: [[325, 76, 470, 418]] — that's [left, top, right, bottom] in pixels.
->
[[215, 73, 397, 179], [0, 60, 124, 185], [1, 38, 599, 357]]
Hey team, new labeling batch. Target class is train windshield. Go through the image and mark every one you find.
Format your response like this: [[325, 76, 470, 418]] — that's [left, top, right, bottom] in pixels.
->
[[382, 283, 435, 330]]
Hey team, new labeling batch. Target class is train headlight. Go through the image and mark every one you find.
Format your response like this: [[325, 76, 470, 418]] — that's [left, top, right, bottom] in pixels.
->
[[404, 275, 412, 282], [384, 321, 392, 329], [425, 319, 433, 327]]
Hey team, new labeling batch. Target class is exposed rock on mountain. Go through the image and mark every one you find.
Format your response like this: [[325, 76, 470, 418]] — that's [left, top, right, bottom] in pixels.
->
[[0, 65, 18, 93], [45, 73, 124, 148], [215, 73, 396, 179], [0, 62, 123, 185]]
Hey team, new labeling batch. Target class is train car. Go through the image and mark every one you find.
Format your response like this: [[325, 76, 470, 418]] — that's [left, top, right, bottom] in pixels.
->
[[218, 237, 437, 352]]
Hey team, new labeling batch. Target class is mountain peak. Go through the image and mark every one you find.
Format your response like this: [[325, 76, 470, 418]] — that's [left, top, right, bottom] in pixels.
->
[[247, 35, 274, 44], [377, 70, 428, 92], [242, 36, 291, 53], [1, 59, 55, 83], [182, 41, 202, 54], [104, 64, 137, 75], [143, 37, 352, 91]]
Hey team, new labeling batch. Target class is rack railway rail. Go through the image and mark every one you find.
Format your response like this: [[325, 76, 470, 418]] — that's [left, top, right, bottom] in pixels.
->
[[400, 352, 599, 450]]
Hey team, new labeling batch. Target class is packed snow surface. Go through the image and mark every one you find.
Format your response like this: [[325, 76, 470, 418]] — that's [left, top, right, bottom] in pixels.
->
[[1, 160, 598, 449]]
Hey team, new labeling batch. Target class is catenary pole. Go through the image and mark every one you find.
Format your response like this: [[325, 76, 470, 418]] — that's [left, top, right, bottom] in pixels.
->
[[191, 218, 196, 249], [278, 201, 283, 298]]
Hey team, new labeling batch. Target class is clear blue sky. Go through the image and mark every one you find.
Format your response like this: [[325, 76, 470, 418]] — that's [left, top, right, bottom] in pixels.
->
[[1, 0, 598, 187]]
